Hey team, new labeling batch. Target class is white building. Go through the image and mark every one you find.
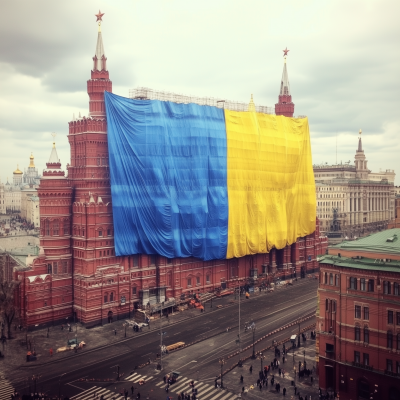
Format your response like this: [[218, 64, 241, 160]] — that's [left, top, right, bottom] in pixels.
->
[[313, 131, 395, 237], [26, 196, 40, 227]]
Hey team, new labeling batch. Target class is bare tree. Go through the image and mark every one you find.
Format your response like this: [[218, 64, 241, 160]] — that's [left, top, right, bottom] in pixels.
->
[[0, 280, 20, 339]]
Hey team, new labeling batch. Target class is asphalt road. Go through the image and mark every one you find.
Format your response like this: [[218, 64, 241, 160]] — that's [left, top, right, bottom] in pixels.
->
[[10, 279, 318, 398]]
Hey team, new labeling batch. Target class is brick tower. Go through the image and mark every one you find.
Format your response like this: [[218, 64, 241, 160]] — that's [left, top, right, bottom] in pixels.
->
[[18, 141, 74, 326], [275, 48, 295, 117]]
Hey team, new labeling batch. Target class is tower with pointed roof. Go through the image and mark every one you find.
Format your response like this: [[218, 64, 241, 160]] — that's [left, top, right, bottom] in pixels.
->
[[354, 129, 369, 180], [275, 54, 295, 117]]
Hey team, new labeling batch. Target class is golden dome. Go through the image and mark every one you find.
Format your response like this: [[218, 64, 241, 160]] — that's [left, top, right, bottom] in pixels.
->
[[13, 164, 23, 175], [29, 152, 35, 168]]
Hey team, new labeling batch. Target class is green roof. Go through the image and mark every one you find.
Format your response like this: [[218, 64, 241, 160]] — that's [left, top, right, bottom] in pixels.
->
[[319, 254, 400, 273], [331, 228, 400, 256]]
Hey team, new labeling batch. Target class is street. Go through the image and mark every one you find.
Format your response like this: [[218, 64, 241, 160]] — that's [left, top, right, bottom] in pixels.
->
[[3, 279, 319, 399]]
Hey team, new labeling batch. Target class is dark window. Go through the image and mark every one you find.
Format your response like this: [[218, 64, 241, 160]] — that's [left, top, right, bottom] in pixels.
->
[[388, 310, 394, 324], [335, 274, 339, 286], [104, 295, 108, 303], [187, 278, 192, 287], [107, 250, 109, 255], [368, 279, 374, 292], [364, 307, 369, 320], [387, 331, 393, 348], [98, 231, 103, 237], [326, 343, 334, 353], [355, 305, 361, 319], [332, 301, 336, 312], [355, 326, 361, 341], [387, 359, 393, 372], [121, 296, 126, 304], [166, 258, 172, 264], [394, 282, 399, 295], [384, 281, 391, 294], [326, 299, 329, 311], [133, 255, 139, 267], [64, 222, 69, 235], [397, 334, 400, 351], [107, 229, 111, 236], [62, 260, 68, 274], [329, 273, 333, 285], [53, 262, 58, 275], [206, 274, 210, 283], [132, 286, 137, 295], [196, 276, 201, 285], [150, 255, 156, 265], [364, 327, 369, 344], [45, 220, 50, 236], [350, 277, 357, 290], [397, 312, 400, 325], [324, 272, 328, 284], [47, 264, 52, 274], [354, 351, 360, 363], [360, 278, 366, 291], [363, 353, 369, 366], [53, 221, 59, 235], [110, 292, 114, 302]]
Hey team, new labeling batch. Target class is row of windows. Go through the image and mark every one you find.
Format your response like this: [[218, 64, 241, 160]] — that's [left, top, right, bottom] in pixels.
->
[[44, 220, 69, 236], [349, 277, 374, 292], [323, 272, 340, 286], [354, 305, 369, 320], [383, 281, 400, 296], [355, 327, 400, 349], [47, 261, 71, 275], [387, 310, 400, 325]]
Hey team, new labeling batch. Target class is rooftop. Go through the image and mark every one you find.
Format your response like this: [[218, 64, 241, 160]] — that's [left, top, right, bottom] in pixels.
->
[[331, 228, 400, 256], [319, 254, 400, 273]]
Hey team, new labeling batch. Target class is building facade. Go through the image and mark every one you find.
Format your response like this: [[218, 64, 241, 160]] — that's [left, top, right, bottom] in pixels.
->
[[314, 132, 395, 238], [317, 229, 400, 400], [14, 18, 327, 327]]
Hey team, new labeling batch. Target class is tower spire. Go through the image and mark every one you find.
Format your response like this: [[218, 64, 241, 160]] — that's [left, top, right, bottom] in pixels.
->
[[275, 48, 295, 117], [93, 10, 107, 71], [357, 129, 363, 152]]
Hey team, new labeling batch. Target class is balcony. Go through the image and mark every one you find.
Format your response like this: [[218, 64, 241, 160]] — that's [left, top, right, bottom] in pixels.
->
[[352, 362, 373, 372], [384, 370, 399, 377]]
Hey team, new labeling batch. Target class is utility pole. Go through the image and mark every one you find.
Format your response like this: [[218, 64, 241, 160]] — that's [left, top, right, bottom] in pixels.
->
[[238, 280, 242, 366]]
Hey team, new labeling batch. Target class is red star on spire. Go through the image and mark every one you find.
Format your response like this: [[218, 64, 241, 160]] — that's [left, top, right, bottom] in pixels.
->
[[283, 47, 289, 57], [95, 10, 105, 22]]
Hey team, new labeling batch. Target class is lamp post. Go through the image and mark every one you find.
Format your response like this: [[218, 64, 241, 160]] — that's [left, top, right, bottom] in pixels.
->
[[251, 323, 256, 359], [259, 352, 265, 372], [219, 358, 225, 388]]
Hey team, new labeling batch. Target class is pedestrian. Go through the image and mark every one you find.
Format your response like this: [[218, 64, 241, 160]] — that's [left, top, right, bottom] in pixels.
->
[[283, 387, 286, 396], [49, 348, 53, 357], [114, 329, 117, 336], [240, 375, 243, 383], [294, 386, 297, 394], [131, 386, 134, 395], [124, 389, 128, 400], [259, 383, 262, 391], [136, 393, 140, 399], [249, 365, 253, 373], [242, 387, 245, 393]]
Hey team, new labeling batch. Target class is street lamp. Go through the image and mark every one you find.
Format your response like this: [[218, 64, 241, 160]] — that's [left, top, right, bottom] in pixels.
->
[[251, 323, 256, 359], [219, 358, 225, 388], [259, 352, 265, 372]]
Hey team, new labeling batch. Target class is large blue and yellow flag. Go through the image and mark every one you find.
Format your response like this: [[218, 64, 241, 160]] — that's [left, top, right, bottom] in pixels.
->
[[105, 91, 315, 261]]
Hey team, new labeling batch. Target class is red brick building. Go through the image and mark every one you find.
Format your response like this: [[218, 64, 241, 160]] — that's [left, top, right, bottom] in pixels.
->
[[15, 18, 327, 327], [317, 228, 400, 400]]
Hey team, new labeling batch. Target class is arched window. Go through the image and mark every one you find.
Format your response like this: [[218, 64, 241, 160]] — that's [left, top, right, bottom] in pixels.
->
[[47, 264, 52, 274], [104, 294, 108, 303], [110, 292, 114, 302], [329, 273, 333, 285], [387, 330, 393, 348], [394, 282, 399, 296], [45, 220, 50, 236], [363, 326, 369, 344], [64, 221, 69, 235], [325, 299, 329, 311], [384, 281, 391, 294]]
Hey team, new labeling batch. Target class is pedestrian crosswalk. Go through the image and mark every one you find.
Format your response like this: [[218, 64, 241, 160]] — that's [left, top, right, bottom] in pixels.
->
[[0, 375, 15, 400], [125, 372, 154, 383], [155, 375, 238, 400], [71, 386, 125, 400]]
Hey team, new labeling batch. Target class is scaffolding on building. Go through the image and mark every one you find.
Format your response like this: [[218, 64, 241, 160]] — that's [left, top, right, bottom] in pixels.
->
[[129, 87, 275, 114]]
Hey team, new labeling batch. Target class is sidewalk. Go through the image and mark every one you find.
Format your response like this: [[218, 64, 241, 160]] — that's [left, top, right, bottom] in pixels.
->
[[223, 336, 319, 400]]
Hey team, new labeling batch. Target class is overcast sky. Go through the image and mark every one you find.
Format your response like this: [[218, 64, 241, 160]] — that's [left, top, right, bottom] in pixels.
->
[[1, 0, 399, 185]]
